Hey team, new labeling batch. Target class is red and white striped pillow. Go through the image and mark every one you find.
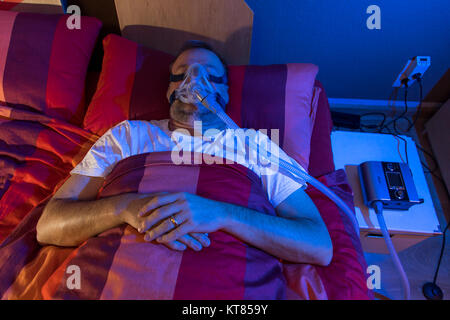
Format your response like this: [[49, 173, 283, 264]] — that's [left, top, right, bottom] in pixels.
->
[[0, 10, 101, 125], [83, 34, 321, 171]]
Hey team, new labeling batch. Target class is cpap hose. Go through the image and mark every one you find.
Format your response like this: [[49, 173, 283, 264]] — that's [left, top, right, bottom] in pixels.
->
[[194, 88, 361, 235], [192, 81, 410, 299], [373, 201, 411, 300]]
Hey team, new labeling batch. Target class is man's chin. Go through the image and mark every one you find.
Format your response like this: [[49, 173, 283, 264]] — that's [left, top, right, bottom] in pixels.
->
[[172, 101, 197, 112], [170, 102, 197, 122], [170, 99, 227, 125]]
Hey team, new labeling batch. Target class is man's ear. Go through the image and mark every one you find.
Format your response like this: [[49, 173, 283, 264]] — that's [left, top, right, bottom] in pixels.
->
[[166, 87, 172, 103], [167, 83, 178, 104], [167, 62, 173, 103]]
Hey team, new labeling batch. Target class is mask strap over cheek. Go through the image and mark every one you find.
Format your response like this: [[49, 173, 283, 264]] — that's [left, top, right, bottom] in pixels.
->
[[169, 73, 185, 82], [215, 92, 227, 109], [169, 90, 177, 106]]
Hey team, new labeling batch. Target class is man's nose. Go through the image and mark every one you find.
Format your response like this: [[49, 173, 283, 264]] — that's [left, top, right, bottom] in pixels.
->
[[189, 64, 203, 77]]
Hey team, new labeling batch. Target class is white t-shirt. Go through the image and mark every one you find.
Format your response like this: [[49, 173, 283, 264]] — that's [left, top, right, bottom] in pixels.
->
[[70, 120, 306, 207]]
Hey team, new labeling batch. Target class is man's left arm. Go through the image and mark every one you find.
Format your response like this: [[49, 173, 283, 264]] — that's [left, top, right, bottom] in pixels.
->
[[140, 189, 333, 266], [220, 188, 333, 265]]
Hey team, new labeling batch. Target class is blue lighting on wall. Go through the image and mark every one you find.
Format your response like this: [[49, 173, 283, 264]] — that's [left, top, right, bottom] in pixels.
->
[[245, 0, 450, 101]]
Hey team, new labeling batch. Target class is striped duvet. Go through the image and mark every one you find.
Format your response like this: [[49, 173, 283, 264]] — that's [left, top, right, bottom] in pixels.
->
[[0, 150, 371, 299]]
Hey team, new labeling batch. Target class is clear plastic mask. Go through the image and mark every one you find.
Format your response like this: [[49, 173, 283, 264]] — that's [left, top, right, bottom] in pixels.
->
[[174, 63, 218, 105]]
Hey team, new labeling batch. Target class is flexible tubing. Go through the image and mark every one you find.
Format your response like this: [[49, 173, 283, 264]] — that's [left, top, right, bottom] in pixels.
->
[[373, 201, 411, 300], [199, 91, 409, 299], [209, 98, 360, 234]]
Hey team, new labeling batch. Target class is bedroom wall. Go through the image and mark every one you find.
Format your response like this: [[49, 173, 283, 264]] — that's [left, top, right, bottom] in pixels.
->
[[245, 0, 450, 103], [3, 0, 447, 103]]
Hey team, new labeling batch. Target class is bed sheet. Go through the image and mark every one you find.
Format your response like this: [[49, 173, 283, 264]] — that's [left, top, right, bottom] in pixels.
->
[[0, 78, 334, 243], [0, 151, 370, 299], [0, 104, 99, 243], [0, 79, 372, 300]]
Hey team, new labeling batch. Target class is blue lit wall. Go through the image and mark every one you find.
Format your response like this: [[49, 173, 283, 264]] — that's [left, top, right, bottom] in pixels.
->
[[245, 0, 450, 101]]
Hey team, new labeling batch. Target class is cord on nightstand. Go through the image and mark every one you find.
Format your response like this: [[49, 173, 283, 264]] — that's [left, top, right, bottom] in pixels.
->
[[360, 74, 423, 136]]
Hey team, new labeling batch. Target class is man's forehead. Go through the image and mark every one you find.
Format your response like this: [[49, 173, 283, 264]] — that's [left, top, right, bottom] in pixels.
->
[[172, 48, 224, 72]]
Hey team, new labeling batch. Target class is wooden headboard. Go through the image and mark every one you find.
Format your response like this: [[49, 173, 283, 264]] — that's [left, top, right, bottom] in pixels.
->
[[115, 0, 254, 65], [67, 0, 254, 65]]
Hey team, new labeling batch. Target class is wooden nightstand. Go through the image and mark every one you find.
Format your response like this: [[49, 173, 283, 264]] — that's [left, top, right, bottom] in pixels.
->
[[331, 130, 442, 254]]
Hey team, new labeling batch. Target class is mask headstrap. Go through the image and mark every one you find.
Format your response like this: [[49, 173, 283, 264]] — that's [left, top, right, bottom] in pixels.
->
[[209, 74, 227, 84], [169, 73, 185, 82], [169, 72, 227, 84], [215, 92, 227, 109], [169, 90, 177, 106]]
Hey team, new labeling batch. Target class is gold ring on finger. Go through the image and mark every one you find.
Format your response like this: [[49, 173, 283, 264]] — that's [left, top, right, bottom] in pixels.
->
[[169, 215, 179, 228]]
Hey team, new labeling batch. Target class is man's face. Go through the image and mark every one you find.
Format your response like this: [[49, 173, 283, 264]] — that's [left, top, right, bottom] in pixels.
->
[[167, 48, 227, 123]]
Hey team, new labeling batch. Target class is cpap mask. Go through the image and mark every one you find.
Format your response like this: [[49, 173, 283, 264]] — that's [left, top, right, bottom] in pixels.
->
[[169, 63, 228, 110]]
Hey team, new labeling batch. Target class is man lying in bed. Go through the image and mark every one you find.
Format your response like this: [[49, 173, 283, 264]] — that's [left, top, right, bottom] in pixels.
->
[[37, 41, 332, 266]]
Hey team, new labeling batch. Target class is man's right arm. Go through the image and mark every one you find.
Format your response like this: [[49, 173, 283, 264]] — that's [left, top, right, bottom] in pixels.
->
[[36, 174, 142, 247], [36, 174, 210, 250], [37, 194, 140, 247]]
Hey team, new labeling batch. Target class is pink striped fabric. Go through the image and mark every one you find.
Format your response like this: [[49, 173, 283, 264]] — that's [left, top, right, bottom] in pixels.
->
[[83, 35, 139, 135], [0, 10, 101, 125], [0, 1, 23, 11], [0, 152, 371, 300], [0, 104, 99, 244], [46, 15, 101, 125], [283, 63, 320, 170], [0, 10, 18, 103], [82, 35, 320, 171], [99, 226, 183, 299]]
